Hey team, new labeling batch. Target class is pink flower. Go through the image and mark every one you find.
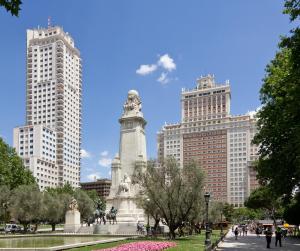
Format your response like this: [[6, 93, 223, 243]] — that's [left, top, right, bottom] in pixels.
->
[[95, 241, 176, 251]]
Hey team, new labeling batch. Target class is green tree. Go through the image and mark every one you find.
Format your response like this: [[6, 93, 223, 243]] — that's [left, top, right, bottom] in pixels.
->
[[45, 185, 95, 224], [284, 0, 300, 21], [283, 192, 300, 226], [0, 185, 11, 223], [9, 185, 42, 231], [245, 186, 282, 226], [74, 189, 94, 223], [249, 0, 300, 227], [208, 202, 224, 224], [134, 158, 205, 239], [0, 0, 22, 16], [137, 197, 162, 232], [45, 183, 74, 196], [0, 137, 36, 190], [42, 192, 71, 231], [222, 203, 235, 222]]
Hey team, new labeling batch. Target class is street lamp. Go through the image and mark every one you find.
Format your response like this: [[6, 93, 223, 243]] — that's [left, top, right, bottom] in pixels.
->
[[204, 192, 211, 246], [220, 212, 224, 236], [146, 198, 150, 235], [2, 202, 9, 225]]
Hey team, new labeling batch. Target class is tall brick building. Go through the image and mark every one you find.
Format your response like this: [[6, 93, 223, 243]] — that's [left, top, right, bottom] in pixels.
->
[[157, 75, 258, 207]]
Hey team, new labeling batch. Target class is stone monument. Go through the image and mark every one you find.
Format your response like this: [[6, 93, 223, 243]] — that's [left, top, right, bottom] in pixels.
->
[[104, 90, 147, 234], [64, 197, 81, 233]]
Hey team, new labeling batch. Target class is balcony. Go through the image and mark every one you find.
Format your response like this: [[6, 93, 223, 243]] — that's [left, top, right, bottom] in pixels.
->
[[56, 131, 64, 138], [57, 92, 64, 99], [56, 47, 63, 53], [56, 127, 64, 133], [57, 82, 64, 90], [56, 51, 63, 57], [56, 112, 64, 119], [56, 73, 64, 79], [57, 78, 64, 84]]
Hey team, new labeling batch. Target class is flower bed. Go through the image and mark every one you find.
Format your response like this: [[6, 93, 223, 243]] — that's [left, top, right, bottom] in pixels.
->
[[95, 241, 176, 251]]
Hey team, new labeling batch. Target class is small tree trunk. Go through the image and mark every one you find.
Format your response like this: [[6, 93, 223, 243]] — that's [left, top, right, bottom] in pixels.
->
[[33, 224, 38, 233], [154, 219, 160, 230], [271, 208, 277, 227], [23, 224, 27, 232], [51, 223, 56, 231], [169, 226, 176, 239]]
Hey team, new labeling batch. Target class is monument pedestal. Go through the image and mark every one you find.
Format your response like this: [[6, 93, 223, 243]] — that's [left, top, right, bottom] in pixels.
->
[[64, 210, 81, 233], [106, 195, 145, 224], [105, 90, 148, 235]]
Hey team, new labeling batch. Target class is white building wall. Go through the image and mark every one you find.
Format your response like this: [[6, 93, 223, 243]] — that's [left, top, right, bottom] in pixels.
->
[[13, 125, 58, 190], [14, 25, 82, 189]]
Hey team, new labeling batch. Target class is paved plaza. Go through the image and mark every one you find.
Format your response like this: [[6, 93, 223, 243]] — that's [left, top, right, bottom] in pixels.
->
[[217, 230, 300, 251]]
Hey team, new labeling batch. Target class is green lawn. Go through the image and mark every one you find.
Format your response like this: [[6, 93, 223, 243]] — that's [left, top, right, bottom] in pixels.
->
[[68, 230, 223, 251]]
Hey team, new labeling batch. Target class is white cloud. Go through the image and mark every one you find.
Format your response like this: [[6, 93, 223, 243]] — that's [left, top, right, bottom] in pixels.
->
[[98, 157, 112, 167], [87, 172, 101, 181], [136, 64, 157, 75], [246, 106, 262, 118], [157, 72, 170, 84], [158, 54, 176, 72], [81, 149, 91, 158], [101, 150, 109, 157]]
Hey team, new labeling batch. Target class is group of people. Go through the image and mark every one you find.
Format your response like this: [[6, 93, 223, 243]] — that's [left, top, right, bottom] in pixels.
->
[[232, 225, 248, 239], [264, 227, 283, 248], [232, 224, 284, 248]]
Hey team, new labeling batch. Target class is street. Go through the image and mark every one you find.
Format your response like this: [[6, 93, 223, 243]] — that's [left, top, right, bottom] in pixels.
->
[[217, 231, 300, 251]]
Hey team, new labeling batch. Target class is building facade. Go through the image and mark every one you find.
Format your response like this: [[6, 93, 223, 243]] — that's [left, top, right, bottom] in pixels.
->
[[157, 75, 258, 206], [80, 179, 112, 198], [13, 25, 82, 190]]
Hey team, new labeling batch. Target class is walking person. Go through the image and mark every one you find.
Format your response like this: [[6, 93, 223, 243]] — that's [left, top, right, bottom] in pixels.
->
[[234, 227, 239, 240], [275, 227, 282, 247], [245, 226, 248, 236], [239, 226, 242, 236], [265, 227, 273, 249], [242, 225, 245, 236]]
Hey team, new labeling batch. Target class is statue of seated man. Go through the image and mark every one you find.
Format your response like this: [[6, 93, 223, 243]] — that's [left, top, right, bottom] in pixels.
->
[[119, 173, 131, 193]]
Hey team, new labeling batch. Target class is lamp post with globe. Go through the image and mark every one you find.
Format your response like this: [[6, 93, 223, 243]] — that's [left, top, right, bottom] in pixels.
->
[[204, 192, 211, 246]]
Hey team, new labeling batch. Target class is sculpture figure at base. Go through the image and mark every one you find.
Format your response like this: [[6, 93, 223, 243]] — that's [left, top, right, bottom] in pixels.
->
[[106, 206, 118, 225], [64, 197, 81, 233], [94, 198, 106, 225]]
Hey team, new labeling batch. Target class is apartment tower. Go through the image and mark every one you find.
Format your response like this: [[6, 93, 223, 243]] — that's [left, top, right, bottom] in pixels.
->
[[13, 25, 82, 189], [158, 75, 258, 207]]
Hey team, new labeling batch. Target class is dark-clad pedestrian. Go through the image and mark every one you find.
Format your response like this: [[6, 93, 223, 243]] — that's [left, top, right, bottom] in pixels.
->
[[256, 226, 260, 237], [234, 227, 239, 240], [242, 225, 245, 236], [275, 227, 282, 247], [265, 227, 273, 249]]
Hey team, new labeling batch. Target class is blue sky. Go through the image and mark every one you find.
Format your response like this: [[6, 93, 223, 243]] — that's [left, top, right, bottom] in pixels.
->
[[0, 0, 293, 182]]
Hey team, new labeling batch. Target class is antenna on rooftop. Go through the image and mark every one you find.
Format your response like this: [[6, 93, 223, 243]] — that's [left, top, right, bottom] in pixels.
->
[[48, 16, 51, 28]]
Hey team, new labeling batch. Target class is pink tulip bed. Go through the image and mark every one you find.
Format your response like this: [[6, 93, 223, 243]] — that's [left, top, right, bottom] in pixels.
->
[[95, 241, 176, 251]]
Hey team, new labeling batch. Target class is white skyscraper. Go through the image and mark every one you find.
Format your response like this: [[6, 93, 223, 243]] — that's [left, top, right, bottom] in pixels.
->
[[13, 25, 82, 189]]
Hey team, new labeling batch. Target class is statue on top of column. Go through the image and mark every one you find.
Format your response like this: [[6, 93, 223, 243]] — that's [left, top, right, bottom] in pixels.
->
[[123, 90, 142, 115]]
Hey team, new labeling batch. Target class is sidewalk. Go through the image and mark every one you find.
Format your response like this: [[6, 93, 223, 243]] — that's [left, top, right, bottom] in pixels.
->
[[217, 231, 300, 251]]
